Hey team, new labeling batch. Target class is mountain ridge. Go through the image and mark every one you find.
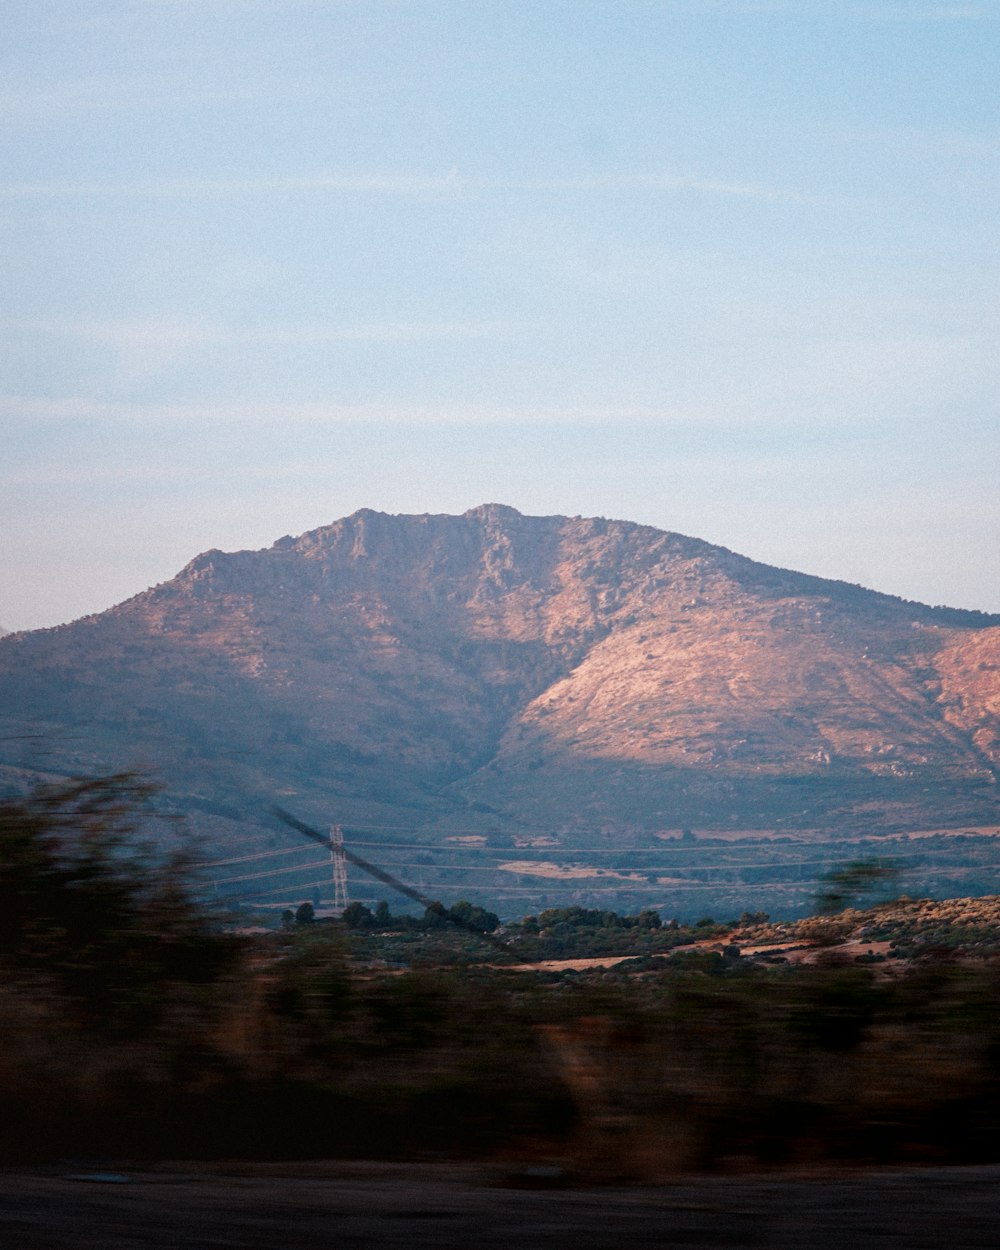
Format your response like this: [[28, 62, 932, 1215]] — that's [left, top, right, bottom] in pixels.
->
[[11, 505, 998, 637], [2, 506, 999, 893]]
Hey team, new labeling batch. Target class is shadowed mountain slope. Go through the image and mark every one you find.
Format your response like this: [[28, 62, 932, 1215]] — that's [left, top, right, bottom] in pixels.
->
[[2, 505, 998, 856]]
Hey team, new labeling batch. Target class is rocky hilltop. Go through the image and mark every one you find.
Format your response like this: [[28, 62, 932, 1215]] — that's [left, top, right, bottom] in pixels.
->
[[2, 505, 999, 880]]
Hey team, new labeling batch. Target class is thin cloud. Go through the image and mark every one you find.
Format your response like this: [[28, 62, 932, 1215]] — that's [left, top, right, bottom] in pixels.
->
[[675, 0, 994, 16], [503, 172, 830, 206], [0, 169, 828, 207], [834, 122, 999, 161], [0, 173, 463, 199], [853, 3, 993, 19], [0, 388, 941, 433], [0, 75, 280, 121], [0, 395, 738, 431], [2, 317, 524, 347], [0, 317, 528, 391]]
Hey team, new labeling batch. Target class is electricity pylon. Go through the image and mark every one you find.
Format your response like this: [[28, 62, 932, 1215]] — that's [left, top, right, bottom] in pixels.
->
[[330, 823, 349, 913], [275, 807, 510, 955]]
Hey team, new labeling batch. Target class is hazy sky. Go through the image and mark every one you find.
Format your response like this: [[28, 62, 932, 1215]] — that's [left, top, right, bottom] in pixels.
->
[[3, 0, 998, 632]]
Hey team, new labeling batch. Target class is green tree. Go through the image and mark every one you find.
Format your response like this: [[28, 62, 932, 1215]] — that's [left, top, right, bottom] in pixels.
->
[[448, 899, 500, 933], [341, 901, 373, 929], [422, 901, 448, 928]]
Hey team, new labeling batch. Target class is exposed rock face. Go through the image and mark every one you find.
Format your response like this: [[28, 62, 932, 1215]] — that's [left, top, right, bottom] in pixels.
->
[[1, 505, 998, 842]]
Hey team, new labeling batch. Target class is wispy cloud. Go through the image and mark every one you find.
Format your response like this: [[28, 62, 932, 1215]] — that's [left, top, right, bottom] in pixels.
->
[[1, 395, 681, 429], [3, 316, 524, 348], [0, 317, 528, 389], [0, 75, 281, 122], [852, 3, 993, 20], [520, 173, 829, 205], [0, 172, 461, 199], [629, 0, 993, 15], [833, 122, 999, 160], [676, 0, 995, 16], [0, 168, 834, 208], [3, 334, 985, 436]]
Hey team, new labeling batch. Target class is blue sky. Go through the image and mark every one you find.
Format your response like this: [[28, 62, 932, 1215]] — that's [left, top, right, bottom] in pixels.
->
[[2, 0, 998, 631]]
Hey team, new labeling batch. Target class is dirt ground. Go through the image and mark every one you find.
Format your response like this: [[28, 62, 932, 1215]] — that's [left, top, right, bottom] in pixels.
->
[[2, 1160, 1000, 1249]]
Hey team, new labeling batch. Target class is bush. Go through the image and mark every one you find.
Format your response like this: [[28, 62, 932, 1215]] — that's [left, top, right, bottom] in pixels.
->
[[0, 773, 238, 1024]]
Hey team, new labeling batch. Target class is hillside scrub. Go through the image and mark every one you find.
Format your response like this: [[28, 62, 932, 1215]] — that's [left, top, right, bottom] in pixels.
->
[[5, 777, 1000, 1170]]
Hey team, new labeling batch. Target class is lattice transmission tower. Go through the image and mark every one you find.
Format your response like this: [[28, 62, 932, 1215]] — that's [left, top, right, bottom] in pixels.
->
[[330, 824, 349, 913]]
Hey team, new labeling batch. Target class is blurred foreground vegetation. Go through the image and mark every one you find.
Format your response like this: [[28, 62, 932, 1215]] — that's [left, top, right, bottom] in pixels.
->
[[4, 777, 1000, 1175]]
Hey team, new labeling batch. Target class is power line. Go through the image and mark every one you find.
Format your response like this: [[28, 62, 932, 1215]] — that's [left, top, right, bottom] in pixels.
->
[[215, 875, 770, 901], [192, 823, 995, 870], [195, 844, 321, 868], [211, 878, 336, 902], [213, 858, 330, 886], [206, 846, 977, 889], [204, 847, 949, 887]]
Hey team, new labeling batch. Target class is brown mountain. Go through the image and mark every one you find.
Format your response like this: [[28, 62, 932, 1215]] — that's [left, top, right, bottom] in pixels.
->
[[2, 505, 999, 889]]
